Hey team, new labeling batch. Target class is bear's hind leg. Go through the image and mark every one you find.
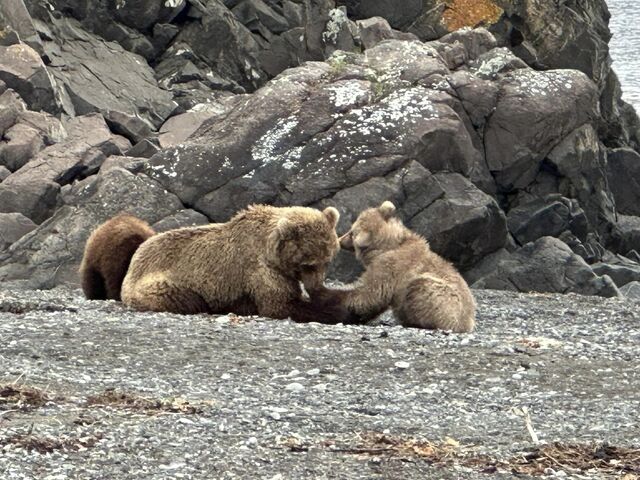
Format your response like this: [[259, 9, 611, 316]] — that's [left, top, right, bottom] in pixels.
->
[[124, 274, 209, 314], [81, 266, 106, 300], [400, 275, 472, 333]]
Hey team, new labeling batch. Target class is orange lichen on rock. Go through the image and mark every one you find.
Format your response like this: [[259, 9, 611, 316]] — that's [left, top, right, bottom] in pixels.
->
[[442, 0, 504, 31]]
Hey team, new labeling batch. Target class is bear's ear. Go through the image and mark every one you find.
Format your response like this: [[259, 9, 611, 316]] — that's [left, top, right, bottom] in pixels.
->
[[378, 201, 396, 220], [322, 207, 340, 228], [275, 217, 294, 238]]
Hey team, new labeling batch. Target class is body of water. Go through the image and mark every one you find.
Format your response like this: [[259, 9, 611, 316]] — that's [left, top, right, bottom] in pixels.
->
[[608, 0, 640, 110]]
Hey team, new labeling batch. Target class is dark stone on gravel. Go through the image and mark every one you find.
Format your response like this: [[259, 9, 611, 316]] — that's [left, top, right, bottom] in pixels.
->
[[0, 287, 637, 478], [607, 147, 640, 216], [472, 236, 621, 298], [0, 212, 36, 250]]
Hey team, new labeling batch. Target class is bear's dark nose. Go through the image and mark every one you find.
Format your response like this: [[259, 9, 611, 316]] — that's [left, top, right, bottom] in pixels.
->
[[339, 232, 354, 251]]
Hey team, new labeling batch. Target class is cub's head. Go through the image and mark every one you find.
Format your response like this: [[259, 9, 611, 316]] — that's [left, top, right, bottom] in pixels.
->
[[267, 206, 340, 289], [339, 201, 408, 263]]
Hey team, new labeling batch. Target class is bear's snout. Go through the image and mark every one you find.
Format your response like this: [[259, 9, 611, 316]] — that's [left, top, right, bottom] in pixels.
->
[[339, 232, 354, 251]]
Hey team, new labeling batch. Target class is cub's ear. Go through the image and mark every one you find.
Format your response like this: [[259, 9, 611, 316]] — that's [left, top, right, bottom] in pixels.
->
[[378, 201, 396, 220], [322, 207, 340, 228]]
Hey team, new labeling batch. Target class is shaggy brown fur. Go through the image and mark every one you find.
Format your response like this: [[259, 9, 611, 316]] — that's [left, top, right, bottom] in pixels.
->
[[310, 201, 476, 332], [80, 214, 155, 300], [121, 204, 348, 323]]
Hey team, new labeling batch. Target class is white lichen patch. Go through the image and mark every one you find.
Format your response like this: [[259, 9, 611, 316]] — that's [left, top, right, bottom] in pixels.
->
[[347, 87, 440, 136], [366, 41, 441, 82], [510, 70, 577, 98], [251, 116, 303, 170], [325, 81, 371, 109], [473, 49, 518, 78], [323, 8, 348, 44]]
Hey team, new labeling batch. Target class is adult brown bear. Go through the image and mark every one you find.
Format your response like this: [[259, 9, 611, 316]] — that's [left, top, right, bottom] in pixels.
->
[[117, 204, 347, 323]]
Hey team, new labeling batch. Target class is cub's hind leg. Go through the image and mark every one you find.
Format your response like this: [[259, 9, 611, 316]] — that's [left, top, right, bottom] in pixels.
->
[[398, 275, 474, 333], [122, 274, 209, 315]]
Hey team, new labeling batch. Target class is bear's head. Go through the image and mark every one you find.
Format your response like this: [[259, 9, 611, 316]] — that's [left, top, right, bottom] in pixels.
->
[[268, 206, 340, 289], [339, 201, 409, 264]]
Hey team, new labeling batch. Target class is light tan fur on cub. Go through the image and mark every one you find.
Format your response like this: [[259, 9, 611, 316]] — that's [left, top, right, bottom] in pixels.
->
[[316, 201, 476, 332], [121, 204, 348, 323]]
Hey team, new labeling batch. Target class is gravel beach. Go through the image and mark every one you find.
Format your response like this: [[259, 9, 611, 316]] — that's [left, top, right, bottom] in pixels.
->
[[1, 288, 638, 479]]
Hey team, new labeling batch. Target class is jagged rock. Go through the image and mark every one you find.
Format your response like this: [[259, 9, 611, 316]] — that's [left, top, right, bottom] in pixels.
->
[[0, 166, 10, 182], [356, 17, 419, 50], [158, 109, 220, 149], [591, 261, 640, 288], [0, 167, 184, 289], [37, 15, 176, 129], [0, 122, 44, 171], [0, 0, 42, 54], [0, 212, 36, 250], [0, 89, 26, 136], [126, 139, 160, 159], [407, 172, 507, 270], [507, 195, 588, 246], [495, 1, 611, 89], [0, 114, 127, 223], [484, 68, 598, 191], [17, 110, 66, 145], [620, 281, 640, 300], [338, 0, 429, 31], [560, 231, 605, 265], [0, 43, 61, 114], [610, 214, 640, 257], [472, 236, 621, 298], [152, 209, 210, 232], [547, 124, 615, 236], [148, 36, 502, 212], [321, 7, 359, 57], [98, 156, 147, 176], [607, 148, 640, 216]]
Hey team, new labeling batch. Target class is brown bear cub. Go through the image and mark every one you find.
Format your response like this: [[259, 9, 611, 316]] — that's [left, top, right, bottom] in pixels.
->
[[120, 204, 348, 323], [310, 201, 476, 332], [80, 214, 155, 301]]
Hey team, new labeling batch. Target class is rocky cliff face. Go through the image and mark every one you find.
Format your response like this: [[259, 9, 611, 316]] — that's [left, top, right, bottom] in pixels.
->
[[1, 0, 640, 299]]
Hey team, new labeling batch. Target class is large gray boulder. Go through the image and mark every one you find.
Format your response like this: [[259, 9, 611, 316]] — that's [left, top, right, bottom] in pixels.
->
[[35, 14, 176, 135], [472, 236, 621, 298], [610, 215, 640, 257], [0, 212, 36, 251], [607, 148, 640, 216], [0, 114, 130, 223], [0, 43, 62, 113]]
